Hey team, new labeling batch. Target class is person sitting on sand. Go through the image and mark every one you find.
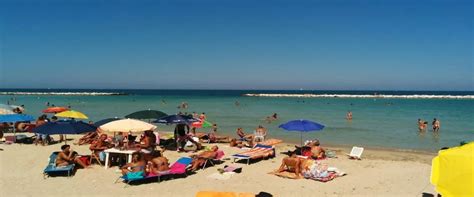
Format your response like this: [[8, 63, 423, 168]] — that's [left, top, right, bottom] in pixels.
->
[[146, 156, 170, 175], [189, 145, 219, 171], [121, 152, 146, 176], [276, 153, 306, 179], [56, 144, 88, 168], [207, 124, 230, 143]]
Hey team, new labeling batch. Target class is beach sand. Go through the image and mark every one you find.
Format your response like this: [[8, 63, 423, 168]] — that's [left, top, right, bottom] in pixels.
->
[[0, 134, 437, 197]]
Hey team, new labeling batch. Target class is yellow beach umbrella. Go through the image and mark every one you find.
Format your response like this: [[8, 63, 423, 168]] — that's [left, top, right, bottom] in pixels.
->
[[431, 142, 474, 197], [55, 110, 89, 119], [98, 118, 156, 135]]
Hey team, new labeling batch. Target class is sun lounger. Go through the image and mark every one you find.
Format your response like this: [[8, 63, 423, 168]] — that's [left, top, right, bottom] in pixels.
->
[[201, 150, 225, 170], [116, 157, 193, 187], [346, 146, 364, 159], [43, 152, 75, 178], [232, 144, 275, 165]]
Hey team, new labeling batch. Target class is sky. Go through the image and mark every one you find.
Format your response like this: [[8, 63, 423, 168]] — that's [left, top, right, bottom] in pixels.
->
[[0, 0, 473, 90]]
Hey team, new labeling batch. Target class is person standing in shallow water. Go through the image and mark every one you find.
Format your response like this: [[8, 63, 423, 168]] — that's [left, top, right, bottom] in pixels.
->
[[417, 119, 426, 132], [346, 111, 353, 120], [432, 118, 440, 132]]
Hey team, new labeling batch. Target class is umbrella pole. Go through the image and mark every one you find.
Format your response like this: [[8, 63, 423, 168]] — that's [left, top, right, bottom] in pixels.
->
[[300, 132, 303, 155], [64, 134, 67, 145]]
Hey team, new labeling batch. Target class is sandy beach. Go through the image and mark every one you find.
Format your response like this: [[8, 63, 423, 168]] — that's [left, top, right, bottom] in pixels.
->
[[0, 133, 437, 197]]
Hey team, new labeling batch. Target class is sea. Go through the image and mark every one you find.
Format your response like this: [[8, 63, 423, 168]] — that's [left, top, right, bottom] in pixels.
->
[[1, 89, 473, 152]]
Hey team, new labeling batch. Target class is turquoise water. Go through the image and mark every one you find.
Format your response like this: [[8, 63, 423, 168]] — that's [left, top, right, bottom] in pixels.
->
[[2, 89, 473, 152]]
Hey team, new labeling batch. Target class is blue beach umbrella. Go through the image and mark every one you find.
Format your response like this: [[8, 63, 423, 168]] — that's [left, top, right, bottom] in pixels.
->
[[0, 114, 35, 123], [154, 115, 199, 124], [33, 121, 97, 144], [279, 119, 325, 146]]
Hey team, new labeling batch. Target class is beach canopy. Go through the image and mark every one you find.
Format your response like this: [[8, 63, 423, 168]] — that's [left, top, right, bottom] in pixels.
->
[[125, 109, 168, 120], [0, 114, 35, 123], [154, 115, 199, 124], [431, 142, 474, 197], [33, 121, 97, 135], [93, 117, 122, 127], [99, 118, 156, 134], [55, 110, 88, 119], [279, 119, 325, 146], [42, 107, 69, 113]]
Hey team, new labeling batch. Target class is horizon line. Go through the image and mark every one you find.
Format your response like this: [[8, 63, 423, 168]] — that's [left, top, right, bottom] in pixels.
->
[[0, 87, 473, 92]]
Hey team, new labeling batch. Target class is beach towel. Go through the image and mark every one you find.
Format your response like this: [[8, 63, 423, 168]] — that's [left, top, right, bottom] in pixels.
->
[[258, 138, 283, 146], [233, 145, 274, 159], [195, 191, 255, 197]]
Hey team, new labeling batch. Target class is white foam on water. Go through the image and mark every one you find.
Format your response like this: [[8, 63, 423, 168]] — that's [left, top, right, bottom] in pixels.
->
[[0, 92, 125, 96], [243, 93, 474, 99]]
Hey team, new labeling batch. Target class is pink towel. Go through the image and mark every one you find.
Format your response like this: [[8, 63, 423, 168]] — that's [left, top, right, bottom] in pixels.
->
[[169, 163, 186, 174], [216, 150, 225, 160]]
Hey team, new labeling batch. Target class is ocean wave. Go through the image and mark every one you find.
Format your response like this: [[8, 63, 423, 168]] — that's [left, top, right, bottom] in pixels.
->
[[0, 92, 126, 96], [243, 93, 474, 99]]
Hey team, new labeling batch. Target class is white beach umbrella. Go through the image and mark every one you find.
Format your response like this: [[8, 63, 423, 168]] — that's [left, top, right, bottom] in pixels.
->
[[98, 118, 156, 135]]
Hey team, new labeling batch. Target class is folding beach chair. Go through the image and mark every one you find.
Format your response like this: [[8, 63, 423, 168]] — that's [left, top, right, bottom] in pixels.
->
[[232, 144, 275, 165], [89, 149, 103, 166], [43, 152, 75, 179], [201, 150, 225, 170], [116, 157, 193, 187], [346, 146, 364, 160]]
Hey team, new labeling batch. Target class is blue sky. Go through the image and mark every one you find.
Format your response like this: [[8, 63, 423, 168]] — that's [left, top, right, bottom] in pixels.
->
[[1, 0, 472, 90]]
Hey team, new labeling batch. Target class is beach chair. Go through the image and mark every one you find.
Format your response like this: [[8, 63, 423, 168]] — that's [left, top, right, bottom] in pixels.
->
[[116, 157, 193, 187], [201, 150, 225, 170], [346, 146, 364, 160], [43, 152, 75, 179], [232, 144, 275, 165], [89, 149, 103, 166]]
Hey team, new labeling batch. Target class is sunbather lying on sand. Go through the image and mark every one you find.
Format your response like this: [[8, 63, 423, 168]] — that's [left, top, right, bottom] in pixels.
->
[[121, 152, 146, 176], [146, 156, 170, 175], [56, 144, 88, 168], [277, 153, 306, 179], [189, 145, 219, 171], [75, 131, 98, 145]]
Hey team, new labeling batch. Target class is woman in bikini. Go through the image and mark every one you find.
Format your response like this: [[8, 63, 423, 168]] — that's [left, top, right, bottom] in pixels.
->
[[146, 156, 170, 175]]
